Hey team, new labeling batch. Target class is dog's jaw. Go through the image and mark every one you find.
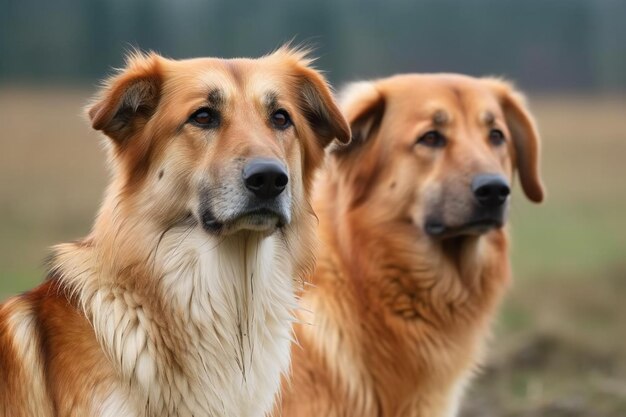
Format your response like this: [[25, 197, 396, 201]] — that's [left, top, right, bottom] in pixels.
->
[[200, 208, 288, 237]]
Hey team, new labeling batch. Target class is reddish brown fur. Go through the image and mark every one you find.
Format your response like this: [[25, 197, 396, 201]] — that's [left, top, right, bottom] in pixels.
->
[[278, 74, 544, 417]]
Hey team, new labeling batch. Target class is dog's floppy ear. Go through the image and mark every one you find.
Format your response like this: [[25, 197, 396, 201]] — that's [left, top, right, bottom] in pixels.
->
[[337, 81, 385, 152], [87, 51, 163, 145], [296, 67, 351, 148], [484, 78, 545, 203], [273, 46, 350, 148]]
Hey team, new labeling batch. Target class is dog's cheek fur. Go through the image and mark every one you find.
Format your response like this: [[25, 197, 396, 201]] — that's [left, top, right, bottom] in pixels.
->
[[135, 136, 200, 224], [283, 140, 319, 281]]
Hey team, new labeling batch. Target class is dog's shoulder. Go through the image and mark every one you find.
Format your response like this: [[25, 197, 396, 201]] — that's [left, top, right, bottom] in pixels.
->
[[0, 276, 117, 416]]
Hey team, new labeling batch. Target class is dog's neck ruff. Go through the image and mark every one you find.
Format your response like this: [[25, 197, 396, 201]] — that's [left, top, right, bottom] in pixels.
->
[[54, 225, 297, 417], [298, 212, 510, 417]]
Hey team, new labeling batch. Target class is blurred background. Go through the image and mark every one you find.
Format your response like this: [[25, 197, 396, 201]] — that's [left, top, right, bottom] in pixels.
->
[[0, 0, 625, 415]]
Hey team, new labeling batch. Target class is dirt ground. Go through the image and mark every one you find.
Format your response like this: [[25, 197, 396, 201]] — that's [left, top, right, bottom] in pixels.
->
[[1, 88, 625, 416], [462, 266, 626, 417]]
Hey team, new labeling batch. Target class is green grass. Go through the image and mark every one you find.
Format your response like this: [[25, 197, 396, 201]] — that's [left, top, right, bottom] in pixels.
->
[[510, 197, 626, 278]]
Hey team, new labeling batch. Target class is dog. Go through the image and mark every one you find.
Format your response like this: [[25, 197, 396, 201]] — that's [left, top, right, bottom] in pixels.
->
[[0, 47, 350, 417], [278, 74, 544, 417]]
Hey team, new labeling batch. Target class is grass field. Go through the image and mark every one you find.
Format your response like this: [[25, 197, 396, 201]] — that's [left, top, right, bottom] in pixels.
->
[[1, 88, 625, 416]]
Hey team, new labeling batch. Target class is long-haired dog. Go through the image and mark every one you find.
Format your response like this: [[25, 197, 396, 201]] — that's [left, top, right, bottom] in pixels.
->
[[0, 47, 350, 417], [278, 74, 544, 417]]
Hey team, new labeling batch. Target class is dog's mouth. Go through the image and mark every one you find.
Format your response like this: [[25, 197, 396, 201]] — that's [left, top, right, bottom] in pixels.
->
[[232, 208, 286, 232], [201, 208, 288, 236], [424, 218, 504, 239]]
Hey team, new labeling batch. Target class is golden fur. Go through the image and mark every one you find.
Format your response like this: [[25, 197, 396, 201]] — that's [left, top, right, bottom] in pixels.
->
[[278, 74, 544, 417], [0, 47, 349, 417]]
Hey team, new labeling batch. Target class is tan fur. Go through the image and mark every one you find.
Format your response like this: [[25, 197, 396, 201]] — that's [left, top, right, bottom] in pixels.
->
[[278, 74, 544, 417], [0, 47, 349, 417]]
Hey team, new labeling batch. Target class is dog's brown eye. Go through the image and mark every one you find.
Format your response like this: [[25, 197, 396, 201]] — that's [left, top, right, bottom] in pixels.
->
[[270, 109, 292, 130], [489, 129, 505, 146], [417, 131, 446, 148], [189, 107, 220, 128]]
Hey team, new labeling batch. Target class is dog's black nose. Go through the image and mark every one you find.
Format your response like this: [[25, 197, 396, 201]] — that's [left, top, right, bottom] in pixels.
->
[[472, 174, 510, 207], [243, 159, 288, 199]]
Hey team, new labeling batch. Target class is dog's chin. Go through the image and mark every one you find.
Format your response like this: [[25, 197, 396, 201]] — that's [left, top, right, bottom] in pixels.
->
[[424, 218, 504, 240], [229, 212, 283, 235], [201, 209, 288, 237]]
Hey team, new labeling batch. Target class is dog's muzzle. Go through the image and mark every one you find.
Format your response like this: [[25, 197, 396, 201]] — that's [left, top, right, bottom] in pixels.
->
[[425, 174, 510, 239], [199, 158, 291, 235]]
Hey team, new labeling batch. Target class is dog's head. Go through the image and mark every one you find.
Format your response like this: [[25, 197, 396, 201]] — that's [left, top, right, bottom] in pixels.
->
[[87, 48, 350, 237], [331, 74, 544, 240]]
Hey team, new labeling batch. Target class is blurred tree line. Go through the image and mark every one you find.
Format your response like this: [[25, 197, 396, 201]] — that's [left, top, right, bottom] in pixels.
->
[[0, 0, 624, 92]]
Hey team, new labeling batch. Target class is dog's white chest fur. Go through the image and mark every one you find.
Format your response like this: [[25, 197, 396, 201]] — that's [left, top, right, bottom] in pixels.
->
[[87, 228, 296, 417]]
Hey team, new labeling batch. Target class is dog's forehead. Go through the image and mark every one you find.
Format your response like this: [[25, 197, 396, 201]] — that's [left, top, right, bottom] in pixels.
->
[[384, 75, 504, 123], [163, 57, 292, 104]]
